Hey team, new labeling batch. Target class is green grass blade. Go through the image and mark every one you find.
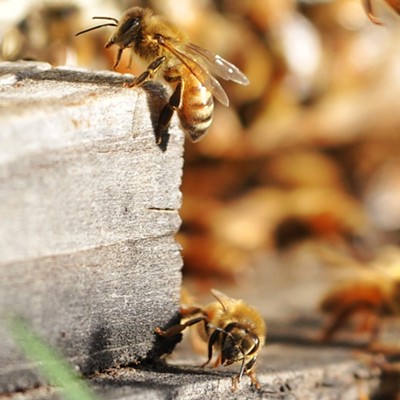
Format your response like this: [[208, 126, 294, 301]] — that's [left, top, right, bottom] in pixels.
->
[[7, 316, 97, 400]]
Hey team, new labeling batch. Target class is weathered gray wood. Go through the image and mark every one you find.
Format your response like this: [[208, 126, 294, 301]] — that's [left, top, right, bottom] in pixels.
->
[[90, 343, 380, 400], [0, 340, 382, 400], [0, 61, 184, 393]]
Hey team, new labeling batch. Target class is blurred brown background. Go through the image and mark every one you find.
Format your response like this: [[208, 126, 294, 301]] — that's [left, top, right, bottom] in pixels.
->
[[2, 0, 400, 343]]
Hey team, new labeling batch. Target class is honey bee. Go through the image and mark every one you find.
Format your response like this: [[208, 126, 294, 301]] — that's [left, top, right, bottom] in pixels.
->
[[155, 289, 266, 391], [319, 248, 400, 343], [76, 7, 249, 144], [320, 280, 399, 342]]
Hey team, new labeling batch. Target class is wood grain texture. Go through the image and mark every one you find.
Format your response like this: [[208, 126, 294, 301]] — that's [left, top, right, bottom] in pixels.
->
[[0, 61, 184, 393]]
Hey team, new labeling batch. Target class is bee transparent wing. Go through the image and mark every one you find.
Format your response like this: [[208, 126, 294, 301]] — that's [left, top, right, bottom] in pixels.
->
[[185, 43, 249, 86], [160, 38, 230, 106]]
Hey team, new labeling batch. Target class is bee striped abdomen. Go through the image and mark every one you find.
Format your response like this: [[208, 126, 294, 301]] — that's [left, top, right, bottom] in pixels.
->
[[178, 76, 214, 142]]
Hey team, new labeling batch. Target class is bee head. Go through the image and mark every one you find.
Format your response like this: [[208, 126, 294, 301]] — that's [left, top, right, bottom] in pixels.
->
[[75, 7, 152, 49], [75, 7, 153, 69], [220, 323, 260, 368], [105, 7, 148, 49]]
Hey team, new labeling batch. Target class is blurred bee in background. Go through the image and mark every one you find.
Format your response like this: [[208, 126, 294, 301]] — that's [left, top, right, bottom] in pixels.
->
[[363, 0, 400, 24], [319, 247, 400, 343], [0, 3, 82, 66], [320, 279, 400, 342], [75, 7, 249, 144], [155, 289, 266, 391]]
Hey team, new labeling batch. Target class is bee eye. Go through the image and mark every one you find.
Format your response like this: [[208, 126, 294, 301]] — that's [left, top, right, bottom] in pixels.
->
[[119, 17, 139, 35]]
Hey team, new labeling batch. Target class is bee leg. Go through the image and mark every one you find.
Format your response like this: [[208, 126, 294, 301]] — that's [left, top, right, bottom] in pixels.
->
[[369, 315, 382, 344], [112, 47, 124, 70], [155, 81, 183, 144], [212, 353, 222, 368], [363, 0, 383, 24], [126, 50, 137, 70], [246, 369, 261, 390], [155, 316, 207, 337], [320, 305, 355, 341], [231, 375, 241, 392], [125, 56, 166, 88], [237, 358, 246, 382], [201, 328, 220, 368], [245, 356, 257, 372], [243, 357, 261, 389], [180, 306, 202, 318], [232, 357, 260, 391]]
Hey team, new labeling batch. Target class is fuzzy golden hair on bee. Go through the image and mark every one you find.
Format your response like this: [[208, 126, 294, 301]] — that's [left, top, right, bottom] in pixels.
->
[[76, 7, 249, 144]]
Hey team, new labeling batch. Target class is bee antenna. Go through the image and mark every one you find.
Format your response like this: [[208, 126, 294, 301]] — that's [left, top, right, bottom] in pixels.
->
[[92, 16, 119, 24], [75, 23, 118, 37], [211, 290, 228, 312]]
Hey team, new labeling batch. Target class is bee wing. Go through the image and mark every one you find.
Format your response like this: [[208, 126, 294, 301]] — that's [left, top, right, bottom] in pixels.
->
[[185, 43, 249, 86], [160, 39, 230, 106]]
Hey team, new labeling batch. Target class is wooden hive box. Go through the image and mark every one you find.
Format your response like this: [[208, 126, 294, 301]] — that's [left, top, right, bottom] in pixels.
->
[[0, 61, 184, 393]]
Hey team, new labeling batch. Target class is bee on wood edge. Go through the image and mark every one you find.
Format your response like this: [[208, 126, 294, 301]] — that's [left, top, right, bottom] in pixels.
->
[[154, 289, 266, 392], [75, 7, 249, 145]]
